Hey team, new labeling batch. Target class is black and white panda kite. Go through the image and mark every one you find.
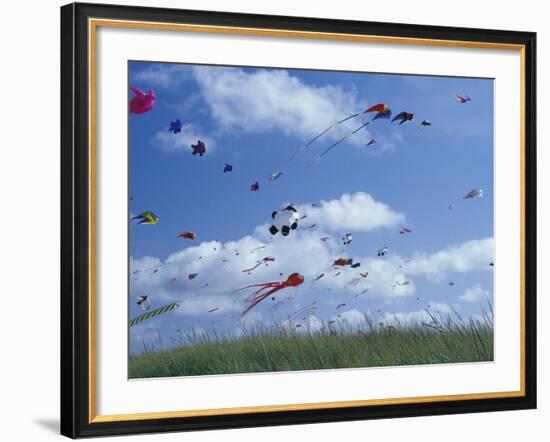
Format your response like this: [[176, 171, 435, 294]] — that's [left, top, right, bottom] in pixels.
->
[[269, 205, 300, 237]]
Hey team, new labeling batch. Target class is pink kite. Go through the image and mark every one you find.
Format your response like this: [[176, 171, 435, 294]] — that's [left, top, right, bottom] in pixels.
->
[[129, 87, 156, 114], [234, 273, 304, 316]]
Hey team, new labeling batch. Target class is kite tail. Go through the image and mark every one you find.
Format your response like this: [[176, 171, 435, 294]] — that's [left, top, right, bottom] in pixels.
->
[[289, 113, 360, 160], [308, 121, 370, 166], [241, 287, 279, 316], [241, 261, 263, 273], [233, 281, 280, 293]]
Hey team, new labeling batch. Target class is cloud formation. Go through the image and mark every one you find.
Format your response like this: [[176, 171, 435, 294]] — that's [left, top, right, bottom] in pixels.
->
[[190, 66, 370, 144], [130, 193, 492, 324], [459, 284, 491, 303], [299, 192, 405, 233]]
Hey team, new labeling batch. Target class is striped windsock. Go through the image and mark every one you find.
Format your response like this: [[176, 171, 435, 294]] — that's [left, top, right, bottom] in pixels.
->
[[129, 302, 179, 327]]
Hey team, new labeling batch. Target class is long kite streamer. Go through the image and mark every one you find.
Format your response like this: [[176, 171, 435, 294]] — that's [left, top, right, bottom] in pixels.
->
[[129, 302, 180, 327], [308, 121, 370, 166], [289, 113, 360, 160], [304, 104, 392, 166]]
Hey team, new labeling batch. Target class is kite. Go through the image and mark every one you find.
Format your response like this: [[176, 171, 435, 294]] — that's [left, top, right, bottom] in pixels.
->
[[178, 231, 196, 240], [355, 289, 369, 298], [342, 233, 353, 245], [320, 236, 331, 242], [136, 295, 151, 311], [129, 87, 156, 114], [464, 189, 483, 199], [188, 273, 198, 280], [336, 303, 346, 310], [350, 263, 361, 268], [399, 227, 412, 234], [393, 280, 411, 289], [455, 95, 471, 103], [269, 205, 300, 236], [242, 256, 276, 273], [298, 103, 391, 164], [169, 119, 182, 133], [366, 138, 376, 146], [314, 273, 325, 281], [208, 307, 220, 313], [170, 278, 177, 283], [448, 204, 455, 210], [250, 181, 260, 192], [391, 111, 414, 125], [333, 258, 353, 267], [129, 302, 179, 327], [360, 272, 369, 278], [377, 246, 389, 257], [132, 211, 159, 225], [448, 282, 455, 286], [234, 272, 305, 316], [309, 223, 318, 230], [490, 262, 495, 267], [334, 271, 342, 277], [191, 140, 206, 156], [223, 163, 233, 173], [250, 245, 267, 253], [420, 120, 432, 126], [268, 172, 283, 181]]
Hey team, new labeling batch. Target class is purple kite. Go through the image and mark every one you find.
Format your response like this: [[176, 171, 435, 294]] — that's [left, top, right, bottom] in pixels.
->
[[250, 182, 260, 192], [169, 119, 182, 133], [455, 95, 471, 103], [391, 111, 415, 125], [191, 140, 206, 156]]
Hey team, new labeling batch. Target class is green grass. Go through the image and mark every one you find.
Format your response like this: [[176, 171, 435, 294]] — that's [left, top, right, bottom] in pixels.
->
[[129, 309, 493, 378]]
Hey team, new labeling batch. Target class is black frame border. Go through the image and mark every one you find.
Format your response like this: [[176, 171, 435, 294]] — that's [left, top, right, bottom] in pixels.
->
[[60, 2, 536, 438]]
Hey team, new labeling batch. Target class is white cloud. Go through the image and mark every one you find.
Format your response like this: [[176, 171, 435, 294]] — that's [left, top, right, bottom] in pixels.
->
[[406, 237, 494, 279], [459, 284, 491, 303], [150, 123, 215, 153], [130, 192, 492, 320], [190, 66, 371, 145], [299, 192, 405, 233], [132, 64, 192, 88], [330, 308, 367, 329], [382, 302, 451, 327]]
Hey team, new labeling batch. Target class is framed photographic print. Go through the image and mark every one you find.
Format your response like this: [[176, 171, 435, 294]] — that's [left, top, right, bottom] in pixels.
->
[[60, 2, 536, 438]]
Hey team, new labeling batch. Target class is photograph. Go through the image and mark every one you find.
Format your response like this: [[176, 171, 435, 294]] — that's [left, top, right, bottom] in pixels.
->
[[128, 61, 495, 379]]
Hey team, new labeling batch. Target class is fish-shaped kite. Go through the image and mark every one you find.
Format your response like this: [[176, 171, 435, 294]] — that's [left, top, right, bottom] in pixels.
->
[[178, 231, 196, 240], [268, 172, 283, 181], [464, 189, 483, 199], [130, 87, 156, 114], [391, 111, 415, 125]]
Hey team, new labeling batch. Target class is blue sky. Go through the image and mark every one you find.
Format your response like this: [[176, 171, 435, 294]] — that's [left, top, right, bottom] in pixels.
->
[[128, 61, 494, 355]]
